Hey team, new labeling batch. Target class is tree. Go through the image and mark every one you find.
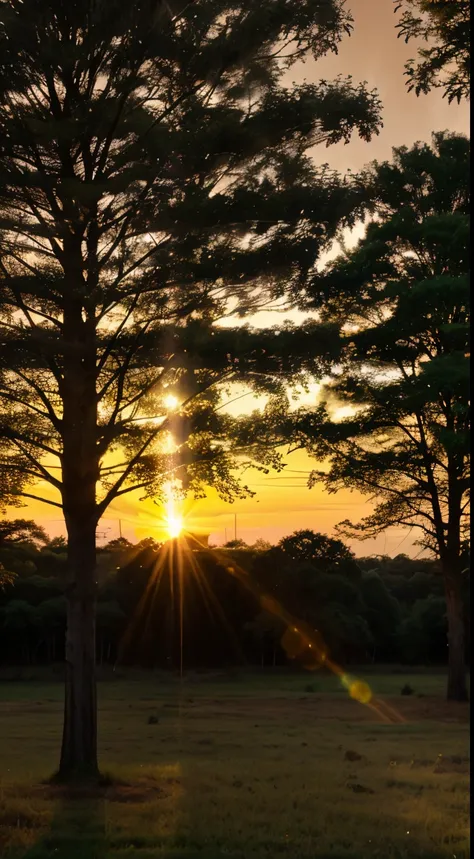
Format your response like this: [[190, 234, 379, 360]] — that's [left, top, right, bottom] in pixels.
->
[[252, 529, 368, 663], [0, 562, 14, 589], [398, 594, 447, 664], [253, 544, 371, 664], [46, 536, 67, 553], [395, 0, 470, 103], [0, 526, 464, 670], [0, 0, 382, 776], [278, 529, 360, 578], [251, 538, 272, 553], [1, 599, 37, 663], [359, 570, 401, 662], [95, 600, 125, 666], [223, 539, 249, 549], [101, 538, 133, 553], [35, 596, 67, 663], [244, 610, 286, 667], [0, 519, 48, 548], [299, 132, 470, 700]]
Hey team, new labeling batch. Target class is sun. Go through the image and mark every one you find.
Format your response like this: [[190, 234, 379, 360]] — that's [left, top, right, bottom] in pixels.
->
[[163, 394, 179, 411], [166, 511, 184, 539], [163, 482, 184, 539]]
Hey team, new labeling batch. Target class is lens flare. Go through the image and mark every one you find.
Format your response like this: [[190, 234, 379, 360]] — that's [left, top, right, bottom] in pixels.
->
[[341, 674, 373, 704], [118, 528, 405, 724]]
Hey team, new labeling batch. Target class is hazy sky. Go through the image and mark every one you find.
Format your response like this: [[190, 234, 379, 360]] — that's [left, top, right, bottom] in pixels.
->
[[14, 0, 469, 554]]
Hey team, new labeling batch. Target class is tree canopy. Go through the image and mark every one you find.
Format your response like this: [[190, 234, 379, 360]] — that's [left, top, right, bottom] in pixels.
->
[[0, 0, 382, 520], [296, 131, 470, 699], [0, 528, 458, 672], [395, 0, 470, 103], [0, 518, 48, 547], [278, 529, 359, 576], [0, 0, 383, 776]]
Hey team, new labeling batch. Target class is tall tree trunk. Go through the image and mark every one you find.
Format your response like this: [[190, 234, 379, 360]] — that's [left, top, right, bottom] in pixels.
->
[[444, 570, 468, 702], [59, 517, 99, 778], [443, 468, 468, 703], [58, 294, 100, 778]]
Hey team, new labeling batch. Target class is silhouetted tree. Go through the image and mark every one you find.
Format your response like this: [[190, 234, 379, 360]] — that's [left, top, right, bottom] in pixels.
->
[[279, 529, 361, 579], [395, 0, 470, 103], [0, 519, 47, 548], [300, 132, 470, 700], [398, 595, 447, 664], [0, 563, 14, 589], [359, 571, 401, 662], [0, 0, 381, 776], [0, 528, 464, 672]]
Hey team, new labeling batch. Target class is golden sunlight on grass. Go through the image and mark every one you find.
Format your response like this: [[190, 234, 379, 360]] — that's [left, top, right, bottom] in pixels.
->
[[0, 675, 469, 858]]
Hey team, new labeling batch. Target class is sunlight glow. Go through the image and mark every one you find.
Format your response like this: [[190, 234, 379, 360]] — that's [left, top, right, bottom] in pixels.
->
[[164, 394, 179, 411], [166, 510, 184, 539], [164, 482, 184, 539], [161, 431, 177, 454]]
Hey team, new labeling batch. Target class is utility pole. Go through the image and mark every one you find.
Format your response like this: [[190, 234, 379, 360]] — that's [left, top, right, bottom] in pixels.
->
[[234, 513, 237, 541], [224, 527, 227, 544], [119, 519, 122, 539], [97, 526, 111, 543]]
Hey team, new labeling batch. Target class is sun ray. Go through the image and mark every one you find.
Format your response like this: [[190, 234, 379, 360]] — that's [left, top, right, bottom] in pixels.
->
[[116, 526, 404, 725], [184, 536, 405, 724], [177, 541, 184, 678], [185, 548, 246, 662], [118, 542, 171, 662], [163, 481, 184, 540]]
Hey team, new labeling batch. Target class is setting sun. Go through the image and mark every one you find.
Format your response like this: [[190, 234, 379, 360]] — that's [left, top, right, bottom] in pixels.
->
[[166, 511, 184, 539], [164, 482, 184, 539]]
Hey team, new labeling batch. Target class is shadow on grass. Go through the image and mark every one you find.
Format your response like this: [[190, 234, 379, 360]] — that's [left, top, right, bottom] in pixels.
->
[[10, 766, 468, 859], [21, 788, 107, 859]]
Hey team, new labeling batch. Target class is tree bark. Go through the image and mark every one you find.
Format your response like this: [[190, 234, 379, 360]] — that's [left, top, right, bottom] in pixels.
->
[[58, 293, 100, 778], [444, 570, 468, 702], [59, 517, 99, 778]]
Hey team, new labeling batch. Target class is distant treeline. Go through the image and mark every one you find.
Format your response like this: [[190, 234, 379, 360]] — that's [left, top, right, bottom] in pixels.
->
[[0, 525, 469, 671]]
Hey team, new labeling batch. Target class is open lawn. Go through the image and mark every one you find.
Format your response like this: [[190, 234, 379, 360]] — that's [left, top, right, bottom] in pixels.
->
[[0, 671, 470, 858]]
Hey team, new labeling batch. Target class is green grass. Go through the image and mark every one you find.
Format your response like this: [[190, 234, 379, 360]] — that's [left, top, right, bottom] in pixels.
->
[[0, 671, 470, 858]]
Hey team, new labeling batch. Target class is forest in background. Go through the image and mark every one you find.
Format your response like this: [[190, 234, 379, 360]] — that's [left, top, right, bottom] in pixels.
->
[[0, 520, 469, 673]]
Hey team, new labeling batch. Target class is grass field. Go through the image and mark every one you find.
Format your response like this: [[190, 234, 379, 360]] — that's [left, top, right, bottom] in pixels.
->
[[0, 671, 470, 858]]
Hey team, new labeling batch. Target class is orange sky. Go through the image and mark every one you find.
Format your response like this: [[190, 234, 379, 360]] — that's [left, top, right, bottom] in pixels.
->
[[10, 0, 469, 555]]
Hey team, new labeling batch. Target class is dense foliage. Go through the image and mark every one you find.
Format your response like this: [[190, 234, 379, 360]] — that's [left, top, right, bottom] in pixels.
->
[[294, 132, 470, 700], [395, 0, 470, 103], [0, 0, 381, 516], [0, 0, 382, 774], [0, 524, 468, 673]]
